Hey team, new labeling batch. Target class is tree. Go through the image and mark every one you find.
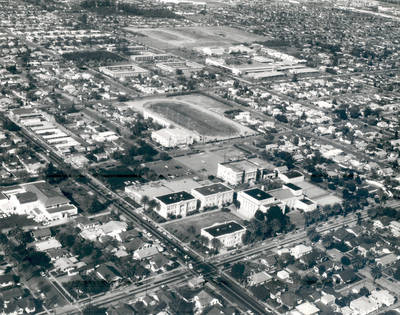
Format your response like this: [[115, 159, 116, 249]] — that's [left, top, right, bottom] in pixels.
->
[[141, 195, 150, 210], [231, 263, 245, 281], [341, 256, 351, 266], [211, 238, 222, 253], [83, 305, 107, 315]]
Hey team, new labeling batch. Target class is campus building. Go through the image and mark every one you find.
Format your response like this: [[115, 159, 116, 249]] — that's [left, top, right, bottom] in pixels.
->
[[237, 188, 278, 219], [191, 183, 233, 210], [201, 221, 246, 248], [1, 181, 77, 222], [217, 160, 259, 186], [151, 127, 195, 148], [155, 191, 197, 219], [99, 64, 149, 78]]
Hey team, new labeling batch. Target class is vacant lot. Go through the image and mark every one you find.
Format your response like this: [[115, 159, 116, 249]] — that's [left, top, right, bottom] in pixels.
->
[[163, 209, 244, 243], [148, 101, 238, 137], [125, 26, 270, 49]]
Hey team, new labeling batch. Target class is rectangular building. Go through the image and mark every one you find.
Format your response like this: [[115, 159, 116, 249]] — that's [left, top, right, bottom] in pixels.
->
[[201, 221, 246, 248], [217, 160, 259, 186], [237, 188, 276, 219], [191, 183, 233, 210], [151, 128, 195, 148], [99, 64, 149, 78], [155, 191, 197, 219]]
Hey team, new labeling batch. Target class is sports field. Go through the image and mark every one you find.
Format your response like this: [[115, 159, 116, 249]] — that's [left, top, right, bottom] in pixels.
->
[[125, 94, 257, 141], [125, 26, 270, 49], [148, 101, 237, 137]]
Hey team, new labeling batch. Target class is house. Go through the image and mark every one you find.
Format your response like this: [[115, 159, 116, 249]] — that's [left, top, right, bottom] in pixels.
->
[[247, 271, 272, 286], [31, 228, 52, 241], [289, 244, 312, 259], [191, 183, 234, 210], [100, 221, 128, 242], [350, 296, 378, 315], [133, 245, 159, 260], [1, 286, 24, 303], [369, 289, 395, 307], [155, 191, 197, 219], [201, 221, 246, 249], [280, 291, 299, 309], [35, 238, 62, 251], [96, 264, 122, 285], [106, 303, 136, 315], [75, 216, 99, 231], [194, 290, 221, 312], [376, 253, 398, 267], [295, 301, 319, 315], [237, 188, 276, 219], [150, 253, 170, 272], [335, 269, 358, 284], [319, 293, 336, 305], [0, 274, 15, 288]]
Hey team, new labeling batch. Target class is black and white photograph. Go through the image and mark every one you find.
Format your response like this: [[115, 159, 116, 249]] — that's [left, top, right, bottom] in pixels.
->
[[0, 0, 399, 314]]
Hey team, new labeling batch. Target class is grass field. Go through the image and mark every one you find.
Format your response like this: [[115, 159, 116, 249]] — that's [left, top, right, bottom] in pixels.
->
[[125, 26, 270, 49], [163, 209, 244, 244], [148, 101, 238, 137]]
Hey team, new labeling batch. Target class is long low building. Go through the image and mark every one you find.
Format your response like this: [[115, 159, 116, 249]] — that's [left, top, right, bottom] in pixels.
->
[[201, 221, 246, 249], [0, 180, 77, 222], [151, 127, 196, 148], [99, 64, 149, 78]]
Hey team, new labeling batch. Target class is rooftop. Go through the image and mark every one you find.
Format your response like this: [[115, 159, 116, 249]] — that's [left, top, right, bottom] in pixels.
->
[[243, 188, 273, 201], [221, 159, 258, 173], [284, 170, 303, 179], [204, 221, 245, 237], [16, 191, 37, 204], [285, 183, 302, 191], [156, 191, 195, 205], [193, 183, 232, 196]]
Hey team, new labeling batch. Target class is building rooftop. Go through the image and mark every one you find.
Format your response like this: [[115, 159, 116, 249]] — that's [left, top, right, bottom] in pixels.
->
[[25, 182, 69, 208], [285, 183, 302, 191], [221, 159, 258, 173], [284, 170, 303, 179], [16, 191, 37, 204], [204, 221, 245, 237], [243, 188, 273, 201], [193, 183, 232, 196], [156, 191, 195, 205]]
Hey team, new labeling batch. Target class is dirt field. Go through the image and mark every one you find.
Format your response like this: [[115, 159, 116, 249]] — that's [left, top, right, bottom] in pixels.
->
[[124, 26, 271, 49], [163, 209, 244, 244], [148, 101, 238, 137], [125, 94, 257, 141]]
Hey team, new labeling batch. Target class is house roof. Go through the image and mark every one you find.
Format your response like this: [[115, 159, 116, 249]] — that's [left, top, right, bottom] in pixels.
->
[[31, 228, 51, 239], [156, 191, 195, 205], [284, 170, 303, 179], [193, 183, 232, 196], [203, 221, 245, 237], [285, 183, 302, 191]]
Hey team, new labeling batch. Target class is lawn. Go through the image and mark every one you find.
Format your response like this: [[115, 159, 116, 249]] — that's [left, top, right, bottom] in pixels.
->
[[0, 215, 38, 231], [148, 101, 239, 137], [163, 209, 244, 244]]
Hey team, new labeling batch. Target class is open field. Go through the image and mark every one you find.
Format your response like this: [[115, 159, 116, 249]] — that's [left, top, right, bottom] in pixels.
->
[[175, 147, 246, 177], [296, 181, 342, 206], [163, 209, 244, 244], [148, 101, 238, 137], [125, 94, 257, 141], [124, 26, 271, 49]]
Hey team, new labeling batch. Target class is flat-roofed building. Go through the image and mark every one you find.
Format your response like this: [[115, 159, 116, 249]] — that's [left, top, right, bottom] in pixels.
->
[[155, 191, 197, 219], [237, 188, 276, 219], [151, 127, 195, 148], [99, 64, 149, 78], [201, 221, 246, 248], [278, 170, 304, 184], [191, 183, 233, 210], [217, 160, 259, 186]]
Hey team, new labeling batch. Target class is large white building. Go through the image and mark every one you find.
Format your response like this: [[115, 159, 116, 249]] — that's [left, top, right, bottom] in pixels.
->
[[278, 170, 304, 184], [1, 181, 77, 222], [201, 221, 246, 249], [151, 127, 195, 148], [237, 188, 278, 219], [217, 160, 259, 186], [155, 191, 197, 219], [99, 64, 149, 78], [191, 183, 233, 210]]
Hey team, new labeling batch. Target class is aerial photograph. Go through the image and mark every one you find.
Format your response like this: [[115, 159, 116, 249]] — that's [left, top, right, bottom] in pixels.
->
[[0, 0, 399, 314]]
